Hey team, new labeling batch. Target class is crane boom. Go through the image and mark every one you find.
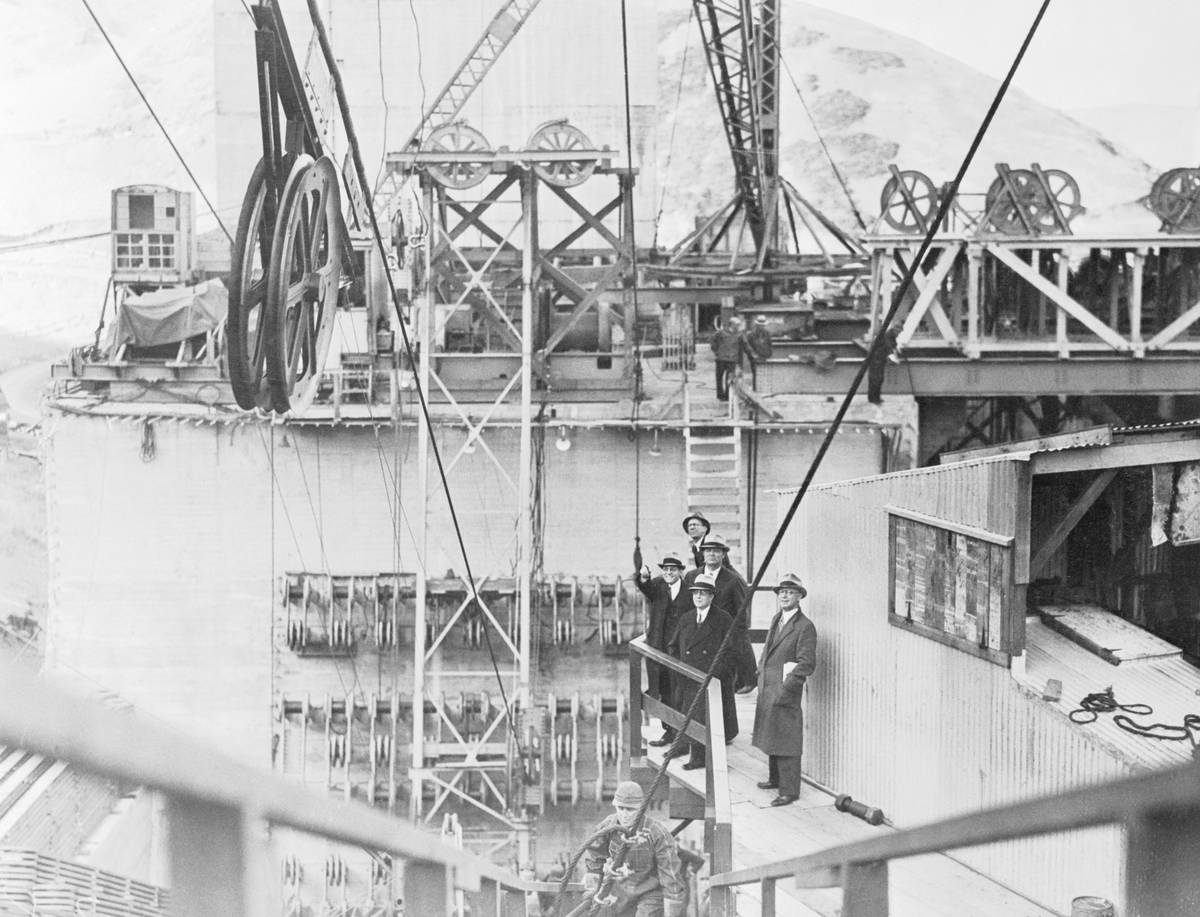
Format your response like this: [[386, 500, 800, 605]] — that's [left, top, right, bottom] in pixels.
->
[[402, 0, 545, 149]]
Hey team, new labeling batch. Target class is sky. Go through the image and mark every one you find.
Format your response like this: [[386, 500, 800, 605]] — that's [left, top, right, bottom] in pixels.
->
[[801, 0, 1200, 112]]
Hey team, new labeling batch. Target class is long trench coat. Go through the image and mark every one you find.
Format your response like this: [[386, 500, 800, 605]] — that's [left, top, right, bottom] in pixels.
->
[[634, 574, 691, 701], [682, 565, 757, 688], [667, 604, 739, 743], [751, 608, 817, 758]]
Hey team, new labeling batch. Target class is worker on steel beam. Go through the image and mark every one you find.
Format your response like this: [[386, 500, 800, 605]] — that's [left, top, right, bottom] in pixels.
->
[[752, 572, 817, 807], [582, 781, 686, 917]]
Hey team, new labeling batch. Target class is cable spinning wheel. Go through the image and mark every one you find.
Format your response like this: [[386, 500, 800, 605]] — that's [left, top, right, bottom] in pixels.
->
[[226, 159, 275, 410], [528, 120, 596, 188], [984, 164, 1082, 235], [1149, 168, 1200, 232], [263, 155, 344, 415], [879, 168, 939, 233], [424, 122, 493, 189]]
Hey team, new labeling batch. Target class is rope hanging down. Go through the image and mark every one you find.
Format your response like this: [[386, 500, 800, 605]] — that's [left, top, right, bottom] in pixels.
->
[[620, 0, 645, 573], [301, 0, 525, 759], [556, 3, 1053, 913]]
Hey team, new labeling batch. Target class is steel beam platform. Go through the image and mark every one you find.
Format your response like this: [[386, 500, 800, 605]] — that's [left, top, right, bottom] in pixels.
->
[[756, 355, 1200, 397]]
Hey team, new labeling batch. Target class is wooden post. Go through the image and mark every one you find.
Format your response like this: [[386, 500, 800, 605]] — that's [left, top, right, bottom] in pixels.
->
[[468, 878, 500, 917], [1056, 251, 1070, 359], [1130, 249, 1145, 356], [629, 645, 643, 755], [841, 860, 889, 917], [966, 244, 981, 358], [761, 876, 777, 917], [1126, 805, 1200, 916]]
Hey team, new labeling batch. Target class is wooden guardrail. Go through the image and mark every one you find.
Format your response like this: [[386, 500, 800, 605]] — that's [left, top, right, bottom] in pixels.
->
[[0, 658, 577, 916], [706, 747, 1200, 916], [627, 635, 733, 917]]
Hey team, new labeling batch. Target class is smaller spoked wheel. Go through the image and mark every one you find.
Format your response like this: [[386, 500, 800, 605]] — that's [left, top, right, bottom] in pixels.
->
[[879, 169, 938, 233], [424, 122, 492, 189], [528, 120, 595, 187], [227, 158, 279, 410], [984, 169, 1043, 234], [1149, 168, 1200, 231], [263, 155, 344, 415], [1033, 168, 1084, 233]]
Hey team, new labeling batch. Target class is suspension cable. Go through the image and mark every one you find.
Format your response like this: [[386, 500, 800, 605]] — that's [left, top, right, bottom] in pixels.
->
[[779, 52, 867, 232], [620, 0, 645, 570], [555, 3, 1052, 912], [301, 0, 524, 757], [652, 5, 695, 250], [78, 0, 233, 244]]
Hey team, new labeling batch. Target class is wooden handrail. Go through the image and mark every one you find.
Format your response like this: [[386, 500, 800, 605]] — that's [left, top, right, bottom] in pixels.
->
[[0, 658, 566, 911], [711, 756, 1200, 888], [628, 635, 734, 915]]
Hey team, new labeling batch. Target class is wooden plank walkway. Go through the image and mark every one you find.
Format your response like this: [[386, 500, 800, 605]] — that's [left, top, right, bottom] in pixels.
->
[[640, 697, 1059, 917]]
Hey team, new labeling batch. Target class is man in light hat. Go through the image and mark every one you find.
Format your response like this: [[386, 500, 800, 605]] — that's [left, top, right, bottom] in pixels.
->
[[680, 511, 710, 567], [636, 552, 691, 747], [683, 534, 757, 692], [743, 314, 773, 388], [582, 780, 686, 916], [751, 573, 817, 807], [667, 572, 739, 770]]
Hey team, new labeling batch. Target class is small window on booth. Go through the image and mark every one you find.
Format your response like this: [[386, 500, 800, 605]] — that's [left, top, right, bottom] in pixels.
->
[[128, 194, 156, 230]]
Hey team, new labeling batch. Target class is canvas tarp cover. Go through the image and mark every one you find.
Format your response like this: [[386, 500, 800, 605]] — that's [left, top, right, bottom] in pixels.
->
[[114, 278, 228, 347]]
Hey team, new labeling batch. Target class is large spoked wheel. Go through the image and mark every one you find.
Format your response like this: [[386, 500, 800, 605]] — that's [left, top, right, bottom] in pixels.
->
[[264, 155, 344, 415], [1150, 168, 1200, 231], [528, 120, 595, 187], [227, 159, 275, 410], [984, 169, 1042, 234], [879, 169, 938, 232], [425, 122, 492, 189], [1033, 168, 1084, 232]]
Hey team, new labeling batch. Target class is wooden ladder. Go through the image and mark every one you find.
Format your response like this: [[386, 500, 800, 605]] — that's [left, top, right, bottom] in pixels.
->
[[684, 423, 744, 567]]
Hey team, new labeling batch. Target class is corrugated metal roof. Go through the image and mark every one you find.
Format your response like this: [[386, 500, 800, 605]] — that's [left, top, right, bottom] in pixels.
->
[[1019, 618, 1200, 771]]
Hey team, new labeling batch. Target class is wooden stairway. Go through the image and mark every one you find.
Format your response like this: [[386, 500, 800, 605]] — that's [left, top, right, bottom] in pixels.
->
[[684, 426, 744, 567]]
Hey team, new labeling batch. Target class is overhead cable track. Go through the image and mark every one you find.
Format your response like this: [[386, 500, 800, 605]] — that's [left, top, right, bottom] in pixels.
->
[[556, 2, 1054, 913]]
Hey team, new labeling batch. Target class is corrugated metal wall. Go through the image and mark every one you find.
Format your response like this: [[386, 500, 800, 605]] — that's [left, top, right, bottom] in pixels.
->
[[779, 458, 1129, 911]]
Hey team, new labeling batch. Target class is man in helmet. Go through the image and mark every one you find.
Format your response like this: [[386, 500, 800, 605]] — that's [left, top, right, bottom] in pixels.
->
[[752, 572, 817, 807], [582, 781, 686, 917]]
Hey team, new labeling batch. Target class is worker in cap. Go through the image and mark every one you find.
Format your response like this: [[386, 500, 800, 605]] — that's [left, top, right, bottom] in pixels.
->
[[684, 535, 757, 693], [751, 573, 816, 807], [743, 314, 774, 388], [667, 571, 739, 771], [636, 552, 691, 747], [582, 781, 686, 916]]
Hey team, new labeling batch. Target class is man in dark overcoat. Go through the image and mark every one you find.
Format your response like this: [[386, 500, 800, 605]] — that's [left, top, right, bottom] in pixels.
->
[[667, 573, 739, 770], [682, 534, 757, 692], [751, 572, 817, 807], [635, 552, 691, 747]]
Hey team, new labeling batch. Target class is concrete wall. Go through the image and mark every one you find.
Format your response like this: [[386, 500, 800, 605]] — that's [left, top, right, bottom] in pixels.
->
[[213, 0, 659, 244], [779, 458, 1128, 910]]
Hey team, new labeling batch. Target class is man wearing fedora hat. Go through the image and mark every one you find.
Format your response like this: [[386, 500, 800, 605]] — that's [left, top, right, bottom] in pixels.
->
[[636, 552, 691, 747], [743, 314, 773, 388], [680, 511, 710, 568], [683, 534, 757, 692], [667, 572, 739, 770], [752, 573, 817, 807], [582, 780, 686, 916]]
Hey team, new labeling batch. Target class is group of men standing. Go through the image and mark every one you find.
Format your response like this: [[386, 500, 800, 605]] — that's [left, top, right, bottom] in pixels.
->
[[710, 314, 774, 400], [634, 510, 817, 807], [575, 511, 817, 916]]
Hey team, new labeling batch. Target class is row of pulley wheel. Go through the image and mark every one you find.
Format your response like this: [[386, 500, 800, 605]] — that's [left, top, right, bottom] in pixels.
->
[[226, 154, 347, 415]]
